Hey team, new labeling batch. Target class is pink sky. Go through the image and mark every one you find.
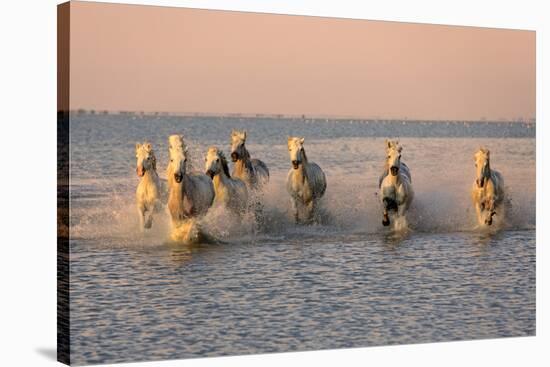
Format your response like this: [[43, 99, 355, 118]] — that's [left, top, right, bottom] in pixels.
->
[[69, 1, 535, 121]]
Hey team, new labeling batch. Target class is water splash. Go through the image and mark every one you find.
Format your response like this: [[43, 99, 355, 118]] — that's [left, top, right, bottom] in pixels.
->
[[68, 118, 535, 246]]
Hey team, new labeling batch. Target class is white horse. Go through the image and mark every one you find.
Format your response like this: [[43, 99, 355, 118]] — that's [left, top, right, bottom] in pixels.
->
[[230, 130, 270, 224], [135, 142, 162, 230], [230, 130, 270, 190], [166, 135, 215, 233], [205, 146, 248, 215], [471, 147, 505, 226], [379, 140, 414, 227], [286, 137, 327, 224]]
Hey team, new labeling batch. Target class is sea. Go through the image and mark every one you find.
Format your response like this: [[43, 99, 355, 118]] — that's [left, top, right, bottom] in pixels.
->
[[67, 114, 535, 365]]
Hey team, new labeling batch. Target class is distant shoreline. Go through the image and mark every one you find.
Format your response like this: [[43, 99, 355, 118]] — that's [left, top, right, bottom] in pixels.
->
[[66, 109, 536, 125]]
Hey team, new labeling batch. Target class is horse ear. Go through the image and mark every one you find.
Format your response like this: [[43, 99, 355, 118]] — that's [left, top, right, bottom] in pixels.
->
[[299, 137, 305, 145], [145, 143, 152, 151], [135, 143, 141, 151], [243, 131, 247, 140], [386, 140, 391, 148]]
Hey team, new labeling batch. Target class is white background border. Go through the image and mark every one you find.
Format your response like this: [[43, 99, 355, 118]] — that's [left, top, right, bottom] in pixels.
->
[[0, 0, 547, 366]]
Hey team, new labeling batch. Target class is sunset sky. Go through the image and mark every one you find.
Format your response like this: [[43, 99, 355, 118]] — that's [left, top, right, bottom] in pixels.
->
[[69, 1, 535, 121]]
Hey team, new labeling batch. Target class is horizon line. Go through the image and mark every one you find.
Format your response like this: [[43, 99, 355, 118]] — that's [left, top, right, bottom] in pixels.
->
[[66, 108, 536, 124]]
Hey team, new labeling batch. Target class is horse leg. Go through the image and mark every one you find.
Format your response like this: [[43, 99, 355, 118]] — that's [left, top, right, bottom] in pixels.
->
[[382, 209, 390, 226], [307, 200, 315, 224], [144, 208, 153, 229], [382, 197, 393, 226], [486, 198, 497, 226], [397, 203, 406, 218], [474, 202, 484, 226], [137, 203, 146, 231], [291, 198, 300, 224], [394, 203, 410, 230]]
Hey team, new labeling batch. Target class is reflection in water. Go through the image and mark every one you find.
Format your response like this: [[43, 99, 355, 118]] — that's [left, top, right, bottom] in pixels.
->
[[382, 227, 411, 248], [473, 227, 503, 246], [167, 244, 194, 265]]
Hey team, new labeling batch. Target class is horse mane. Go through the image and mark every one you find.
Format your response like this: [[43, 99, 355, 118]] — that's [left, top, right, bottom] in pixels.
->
[[301, 147, 308, 163], [151, 151, 157, 171], [477, 147, 490, 156], [242, 144, 251, 160], [169, 135, 187, 154], [218, 150, 231, 178], [386, 140, 402, 153]]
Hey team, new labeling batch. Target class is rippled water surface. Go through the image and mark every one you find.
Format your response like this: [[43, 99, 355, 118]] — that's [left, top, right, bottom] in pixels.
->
[[68, 115, 535, 365]]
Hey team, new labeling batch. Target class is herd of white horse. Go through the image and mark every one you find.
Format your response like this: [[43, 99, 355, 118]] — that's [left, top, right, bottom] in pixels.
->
[[135, 130, 505, 241]]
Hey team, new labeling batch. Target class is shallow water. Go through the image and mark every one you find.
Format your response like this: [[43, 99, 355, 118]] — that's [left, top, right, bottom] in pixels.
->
[[68, 115, 535, 365]]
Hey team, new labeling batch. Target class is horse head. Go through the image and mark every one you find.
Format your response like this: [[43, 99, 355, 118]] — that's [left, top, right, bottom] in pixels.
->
[[385, 139, 402, 176], [168, 135, 188, 183], [288, 136, 306, 170], [474, 147, 491, 188], [205, 147, 230, 179], [230, 130, 247, 162], [135, 142, 156, 177]]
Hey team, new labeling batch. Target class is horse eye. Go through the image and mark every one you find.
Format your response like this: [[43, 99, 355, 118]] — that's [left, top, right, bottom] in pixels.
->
[[170, 159, 173, 162], [216, 158, 220, 162]]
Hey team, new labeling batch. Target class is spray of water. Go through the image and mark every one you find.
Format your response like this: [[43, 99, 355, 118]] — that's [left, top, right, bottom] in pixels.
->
[[69, 136, 535, 247]]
